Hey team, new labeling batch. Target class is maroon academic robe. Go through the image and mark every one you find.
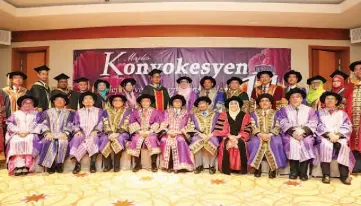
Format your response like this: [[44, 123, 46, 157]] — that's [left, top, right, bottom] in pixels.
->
[[251, 85, 286, 110]]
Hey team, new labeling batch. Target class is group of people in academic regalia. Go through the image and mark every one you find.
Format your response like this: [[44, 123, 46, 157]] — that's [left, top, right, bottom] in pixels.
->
[[1, 60, 361, 186]]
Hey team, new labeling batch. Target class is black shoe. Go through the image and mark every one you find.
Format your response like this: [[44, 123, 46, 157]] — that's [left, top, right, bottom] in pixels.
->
[[321, 162, 331, 182], [73, 162, 81, 174], [289, 160, 299, 180], [113, 152, 122, 172], [47, 166, 56, 174], [209, 167, 216, 174], [254, 164, 262, 177], [132, 157, 142, 172], [56, 163, 64, 173], [90, 154, 98, 173], [21, 168, 29, 176], [322, 175, 331, 184], [341, 177, 352, 185], [300, 176, 308, 181], [299, 160, 310, 181], [151, 155, 158, 173], [269, 170, 276, 179], [339, 164, 351, 185], [194, 166, 203, 174], [254, 169, 262, 178], [14, 168, 22, 176], [102, 155, 113, 172]]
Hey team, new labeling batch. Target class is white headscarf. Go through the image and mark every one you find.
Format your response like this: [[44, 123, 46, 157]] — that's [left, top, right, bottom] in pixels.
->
[[228, 100, 241, 120]]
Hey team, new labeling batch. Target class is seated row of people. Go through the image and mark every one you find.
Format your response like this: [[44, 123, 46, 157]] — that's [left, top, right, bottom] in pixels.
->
[[5, 88, 353, 185]]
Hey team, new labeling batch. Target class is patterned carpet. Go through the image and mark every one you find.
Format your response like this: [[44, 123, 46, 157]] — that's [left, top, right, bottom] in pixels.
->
[[0, 169, 360, 206]]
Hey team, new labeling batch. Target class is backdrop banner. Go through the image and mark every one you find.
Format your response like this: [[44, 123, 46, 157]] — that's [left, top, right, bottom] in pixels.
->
[[73, 47, 291, 96]]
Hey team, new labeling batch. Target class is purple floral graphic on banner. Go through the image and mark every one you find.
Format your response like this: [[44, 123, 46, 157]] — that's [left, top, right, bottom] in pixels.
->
[[73, 47, 291, 96]]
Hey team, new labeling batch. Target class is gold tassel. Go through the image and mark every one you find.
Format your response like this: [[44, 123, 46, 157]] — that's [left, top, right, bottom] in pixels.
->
[[7, 73, 11, 87]]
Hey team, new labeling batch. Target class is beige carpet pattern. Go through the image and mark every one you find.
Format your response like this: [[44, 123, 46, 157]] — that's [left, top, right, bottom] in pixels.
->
[[0, 169, 360, 206]]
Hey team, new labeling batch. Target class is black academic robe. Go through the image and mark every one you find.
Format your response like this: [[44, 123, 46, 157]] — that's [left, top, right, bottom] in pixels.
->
[[28, 81, 51, 111], [142, 85, 170, 111]]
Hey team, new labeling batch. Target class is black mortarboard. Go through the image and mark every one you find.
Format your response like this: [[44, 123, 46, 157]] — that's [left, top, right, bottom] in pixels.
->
[[350, 61, 361, 72], [108, 94, 127, 104], [307, 75, 327, 85], [148, 69, 163, 76], [74, 77, 90, 83], [256, 70, 274, 79], [54, 73, 70, 81], [94, 79, 110, 89], [330, 70, 349, 80], [320, 91, 342, 106], [194, 96, 212, 107], [200, 76, 216, 88], [225, 96, 244, 109], [7, 71, 27, 80], [170, 95, 186, 107], [256, 94, 274, 106], [226, 77, 243, 85], [50, 92, 70, 105], [176, 76, 192, 84], [34, 65, 50, 73], [284, 70, 302, 83], [120, 78, 137, 87], [286, 88, 307, 101]]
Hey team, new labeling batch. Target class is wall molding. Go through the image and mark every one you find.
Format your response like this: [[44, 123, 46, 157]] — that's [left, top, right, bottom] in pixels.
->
[[11, 25, 350, 42]]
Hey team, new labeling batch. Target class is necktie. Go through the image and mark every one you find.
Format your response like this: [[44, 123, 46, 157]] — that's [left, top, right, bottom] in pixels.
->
[[295, 108, 299, 125], [202, 111, 207, 116], [329, 110, 334, 115], [206, 91, 209, 97]]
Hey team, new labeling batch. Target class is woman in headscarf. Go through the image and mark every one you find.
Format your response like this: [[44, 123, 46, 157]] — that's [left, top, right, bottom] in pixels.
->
[[94, 79, 110, 108], [213, 96, 252, 175], [330, 70, 349, 109], [306, 75, 326, 110], [173, 76, 197, 113], [330, 70, 349, 96], [120, 78, 139, 110], [5, 95, 42, 176]]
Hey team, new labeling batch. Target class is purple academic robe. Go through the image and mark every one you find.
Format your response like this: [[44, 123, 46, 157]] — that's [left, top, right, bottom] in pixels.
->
[[99, 107, 132, 157], [278, 104, 318, 162], [316, 108, 355, 171], [186, 109, 220, 156], [248, 109, 287, 170], [5, 110, 42, 175], [159, 108, 194, 171], [127, 108, 162, 157], [69, 107, 104, 161], [37, 109, 74, 168]]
